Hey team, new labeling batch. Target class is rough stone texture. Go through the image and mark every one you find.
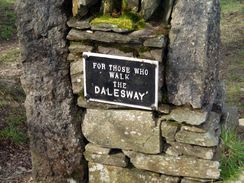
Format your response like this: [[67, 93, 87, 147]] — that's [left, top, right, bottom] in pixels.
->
[[161, 0, 175, 24], [68, 42, 93, 53], [91, 24, 133, 33], [139, 49, 165, 62], [239, 119, 244, 133], [89, 163, 180, 183], [166, 0, 220, 108], [16, 1, 86, 182], [175, 112, 221, 147], [212, 80, 225, 113], [82, 109, 161, 154], [98, 46, 134, 57], [221, 106, 239, 131], [141, 0, 161, 20], [160, 121, 179, 142], [127, 0, 140, 12], [181, 177, 211, 183], [79, 0, 97, 6], [165, 142, 215, 160], [125, 151, 220, 179], [162, 107, 209, 125], [143, 36, 167, 48], [67, 29, 142, 44], [85, 143, 111, 155], [84, 151, 128, 167], [70, 60, 83, 94], [67, 17, 91, 30]]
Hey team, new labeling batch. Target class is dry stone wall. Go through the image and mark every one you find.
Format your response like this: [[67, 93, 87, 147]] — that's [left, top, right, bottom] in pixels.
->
[[17, 0, 223, 182]]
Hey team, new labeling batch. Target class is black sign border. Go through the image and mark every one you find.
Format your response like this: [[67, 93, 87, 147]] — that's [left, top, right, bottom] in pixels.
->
[[83, 52, 159, 110]]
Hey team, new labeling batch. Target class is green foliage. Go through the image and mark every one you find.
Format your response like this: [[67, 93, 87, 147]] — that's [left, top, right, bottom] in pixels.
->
[[0, 111, 27, 144], [220, 129, 244, 181], [221, 0, 244, 14], [0, 0, 16, 40]]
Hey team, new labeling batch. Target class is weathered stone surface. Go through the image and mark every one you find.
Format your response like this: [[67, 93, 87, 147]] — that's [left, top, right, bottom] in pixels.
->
[[67, 17, 91, 30], [79, 0, 97, 6], [127, 0, 140, 12], [175, 112, 221, 147], [85, 143, 111, 155], [181, 177, 211, 183], [212, 80, 225, 113], [165, 142, 215, 160], [141, 0, 161, 20], [68, 42, 93, 53], [162, 107, 209, 125], [82, 109, 161, 154], [158, 104, 170, 114], [143, 36, 167, 48], [67, 53, 81, 61], [91, 23, 133, 33], [161, 0, 175, 24], [181, 112, 221, 133], [161, 121, 179, 142], [98, 46, 134, 57], [67, 29, 142, 44], [84, 151, 128, 167], [221, 106, 239, 131], [16, 1, 86, 182], [166, 0, 220, 108], [239, 119, 244, 133], [125, 152, 220, 179], [70, 60, 83, 94], [89, 162, 180, 183]]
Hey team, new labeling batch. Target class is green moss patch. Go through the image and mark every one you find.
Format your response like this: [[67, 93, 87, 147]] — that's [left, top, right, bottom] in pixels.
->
[[91, 15, 135, 30]]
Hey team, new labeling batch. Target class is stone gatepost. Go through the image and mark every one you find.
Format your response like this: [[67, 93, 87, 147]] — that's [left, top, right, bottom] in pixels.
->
[[17, 0, 223, 182], [67, 0, 222, 182]]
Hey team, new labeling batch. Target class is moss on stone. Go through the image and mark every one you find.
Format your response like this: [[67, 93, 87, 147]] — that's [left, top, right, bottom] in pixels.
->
[[91, 15, 134, 30]]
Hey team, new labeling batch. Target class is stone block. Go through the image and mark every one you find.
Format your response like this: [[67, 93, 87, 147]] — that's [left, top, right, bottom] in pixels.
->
[[127, 0, 140, 12], [79, 0, 98, 6], [125, 152, 220, 179], [175, 112, 221, 147], [98, 46, 134, 57], [70, 60, 83, 94], [161, 0, 175, 24], [85, 143, 111, 155], [67, 17, 91, 30], [141, 0, 161, 20], [82, 109, 161, 154], [143, 36, 167, 48], [68, 42, 93, 53], [67, 29, 142, 44], [161, 121, 179, 142], [166, 0, 220, 108], [89, 162, 180, 183], [84, 151, 128, 167], [161, 106, 209, 125], [165, 142, 215, 160]]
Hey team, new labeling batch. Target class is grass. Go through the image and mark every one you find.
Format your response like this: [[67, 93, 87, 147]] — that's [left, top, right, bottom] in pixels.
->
[[220, 129, 244, 181], [0, 47, 20, 63], [221, 0, 244, 14], [0, 0, 16, 40], [0, 112, 28, 144], [220, 0, 244, 117]]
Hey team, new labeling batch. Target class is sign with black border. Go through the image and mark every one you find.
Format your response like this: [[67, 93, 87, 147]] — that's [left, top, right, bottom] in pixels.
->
[[83, 52, 159, 110]]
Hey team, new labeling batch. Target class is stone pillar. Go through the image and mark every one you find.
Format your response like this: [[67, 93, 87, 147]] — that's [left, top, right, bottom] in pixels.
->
[[16, 1, 87, 182]]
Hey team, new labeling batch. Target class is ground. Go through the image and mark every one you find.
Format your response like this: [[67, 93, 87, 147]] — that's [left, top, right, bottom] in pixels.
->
[[0, 0, 243, 182]]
